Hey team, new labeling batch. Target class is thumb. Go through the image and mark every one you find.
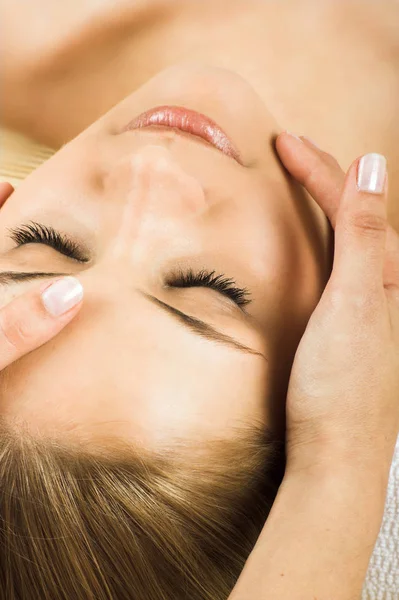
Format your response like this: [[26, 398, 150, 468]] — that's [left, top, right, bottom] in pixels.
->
[[0, 276, 83, 369], [331, 153, 388, 295]]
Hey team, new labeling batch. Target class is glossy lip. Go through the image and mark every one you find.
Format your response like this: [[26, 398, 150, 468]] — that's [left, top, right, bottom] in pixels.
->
[[120, 105, 243, 165]]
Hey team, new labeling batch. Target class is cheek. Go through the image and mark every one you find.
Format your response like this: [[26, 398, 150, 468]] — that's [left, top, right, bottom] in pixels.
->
[[235, 205, 326, 330]]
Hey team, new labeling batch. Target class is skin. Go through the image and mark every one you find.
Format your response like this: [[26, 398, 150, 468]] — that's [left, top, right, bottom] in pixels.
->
[[0, 64, 333, 447], [0, 0, 397, 450], [2, 1, 399, 213], [227, 133, 399, 600]]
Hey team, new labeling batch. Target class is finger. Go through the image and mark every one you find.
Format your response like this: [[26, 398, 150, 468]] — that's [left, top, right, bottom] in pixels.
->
[[276, 132, 399, 295], [384, 225, 399, 304], [0, 276, 83, 370], [330, 153, 388, 294], [0, 182, 15, 208], [275, 131, 345, 228]]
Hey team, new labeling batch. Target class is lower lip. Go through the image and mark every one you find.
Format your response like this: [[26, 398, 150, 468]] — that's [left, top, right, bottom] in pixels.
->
[[121, 105, 243, 165]]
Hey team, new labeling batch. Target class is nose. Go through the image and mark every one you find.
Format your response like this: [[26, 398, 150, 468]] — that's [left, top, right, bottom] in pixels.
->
[[104, 144, 208, 259]]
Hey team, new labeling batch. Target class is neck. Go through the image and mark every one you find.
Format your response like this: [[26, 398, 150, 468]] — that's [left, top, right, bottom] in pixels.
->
[[160, 1, 294, 126], [22, 0, 306, 147]]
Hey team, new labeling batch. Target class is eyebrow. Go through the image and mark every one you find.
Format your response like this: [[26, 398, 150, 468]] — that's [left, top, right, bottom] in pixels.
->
[[141, 293, 265, 358], [0, 271, 65, 285], [0, 271, 265, 359]]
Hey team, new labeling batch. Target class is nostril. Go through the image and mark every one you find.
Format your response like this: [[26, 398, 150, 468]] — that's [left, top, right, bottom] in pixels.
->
[[104, 144, 208, 218]]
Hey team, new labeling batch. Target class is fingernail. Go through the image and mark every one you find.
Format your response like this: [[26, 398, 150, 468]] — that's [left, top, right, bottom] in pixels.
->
[[284, 131, 303, 142], [357, 153, 387, 194], [41, 276, 84, 317], [301, 136, 321, 150]]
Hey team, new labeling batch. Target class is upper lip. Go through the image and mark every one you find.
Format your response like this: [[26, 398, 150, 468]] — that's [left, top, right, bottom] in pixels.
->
[[121, 105, 243, 165]]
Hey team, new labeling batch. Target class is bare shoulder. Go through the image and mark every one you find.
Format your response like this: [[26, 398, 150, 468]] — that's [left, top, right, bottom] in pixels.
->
[[0, 0, 172, 141], [0, 0, 175, 76]]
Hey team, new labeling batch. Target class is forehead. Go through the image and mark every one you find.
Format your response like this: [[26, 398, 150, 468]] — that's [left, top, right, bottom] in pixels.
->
[[0, 289, 269, 446]]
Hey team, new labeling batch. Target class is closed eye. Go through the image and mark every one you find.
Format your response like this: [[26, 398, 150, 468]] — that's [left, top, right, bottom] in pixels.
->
[[6, 224, 252, 309], [166, 268, 252, 309], [8, 221, 89, 263]]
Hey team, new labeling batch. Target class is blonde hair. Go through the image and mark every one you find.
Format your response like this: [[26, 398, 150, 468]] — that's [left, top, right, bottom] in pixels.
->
[[0, 417, 284, 600]]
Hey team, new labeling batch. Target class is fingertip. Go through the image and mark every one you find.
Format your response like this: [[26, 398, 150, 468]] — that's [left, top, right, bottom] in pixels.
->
[[0, 182, 15, 208], [355, 153, 388, 196], [300, 136, 322, 151], [275, 131, 307, 167], [276, 131, 303, 146], [0, 181, 14, 192], [41, 277, 84, 318]]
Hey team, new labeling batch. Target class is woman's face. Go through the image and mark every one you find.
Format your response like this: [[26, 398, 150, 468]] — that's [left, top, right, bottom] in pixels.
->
[[0, 65, 331, 448]]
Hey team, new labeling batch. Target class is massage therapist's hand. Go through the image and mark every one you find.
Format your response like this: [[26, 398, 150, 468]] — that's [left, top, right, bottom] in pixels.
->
[[0, 182, 84, 367], [276, 134, 399, 480], [229, 139, 398, 600]]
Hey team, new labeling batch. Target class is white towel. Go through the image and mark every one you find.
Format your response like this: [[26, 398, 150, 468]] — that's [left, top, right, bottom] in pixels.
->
[[0, 127, 398, 599], [362, 436, 399, 599]]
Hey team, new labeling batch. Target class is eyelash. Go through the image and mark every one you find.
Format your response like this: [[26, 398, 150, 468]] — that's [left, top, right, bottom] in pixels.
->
[[8, 222, 89, 263], [8, 222, 251, 308], [166, 268, 251, 308]]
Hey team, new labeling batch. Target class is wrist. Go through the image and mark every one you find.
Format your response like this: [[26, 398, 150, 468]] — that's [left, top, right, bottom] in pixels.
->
[[282, 456, 389, 522], [286, 434, 393, 494], [230, 459, 387, 600]]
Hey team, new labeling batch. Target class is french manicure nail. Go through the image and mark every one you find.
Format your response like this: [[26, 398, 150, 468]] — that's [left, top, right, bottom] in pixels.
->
[[301, 136, 321, 150], [357, 153, 387, 194], [41, 276, 84, 317], [284, 131, 302, 142]]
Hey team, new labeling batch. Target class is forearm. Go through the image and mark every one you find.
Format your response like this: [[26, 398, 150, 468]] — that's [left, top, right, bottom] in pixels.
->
[[228, 465, 388, 600]]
